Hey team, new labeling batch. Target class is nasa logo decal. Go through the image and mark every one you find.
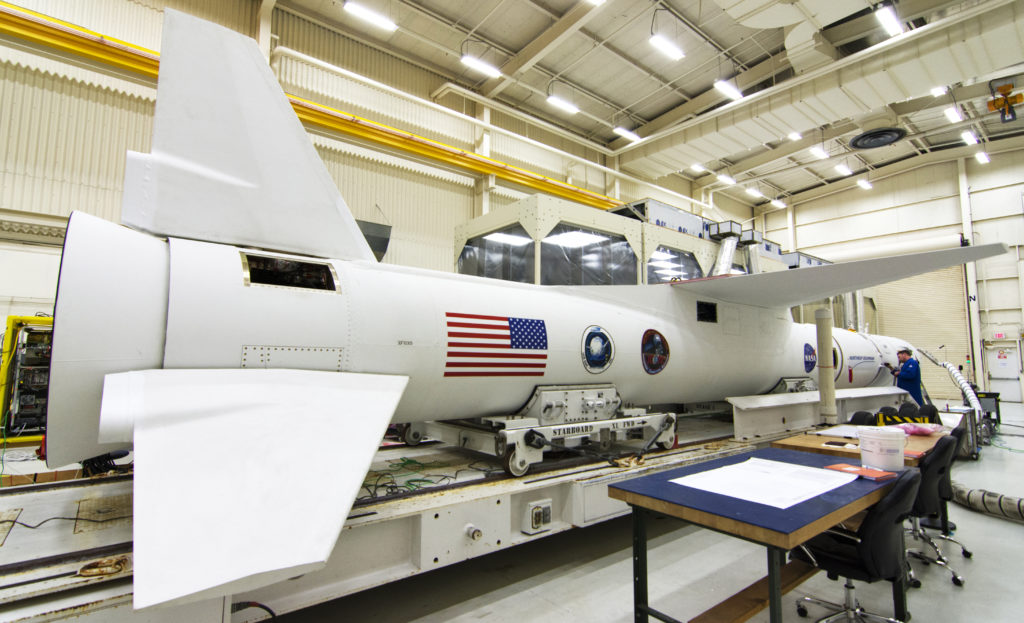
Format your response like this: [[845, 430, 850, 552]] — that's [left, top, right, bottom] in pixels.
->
[[581, 325, 614, 373], [641, 329, 670, 374], [804, 343, 817, 373]]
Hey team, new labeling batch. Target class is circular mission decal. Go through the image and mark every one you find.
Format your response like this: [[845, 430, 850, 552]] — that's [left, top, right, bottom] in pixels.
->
[[641, 329, 670, 375], [804, 343, 817, 373], [581, 325, 614, 373]]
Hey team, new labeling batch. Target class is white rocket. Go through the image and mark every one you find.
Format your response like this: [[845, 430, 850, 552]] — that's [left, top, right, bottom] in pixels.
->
[[43, 11, 1004, 610]]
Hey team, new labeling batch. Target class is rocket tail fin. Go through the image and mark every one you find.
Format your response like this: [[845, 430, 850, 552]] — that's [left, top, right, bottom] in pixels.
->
[[100, 368, 408, 608], [670, 243, 1008, 308], [122, 9, 375, 262]]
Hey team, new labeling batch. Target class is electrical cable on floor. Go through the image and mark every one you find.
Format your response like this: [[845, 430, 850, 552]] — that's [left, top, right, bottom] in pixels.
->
[[231, 601, 277, 620], [0, 515, 132, 530]]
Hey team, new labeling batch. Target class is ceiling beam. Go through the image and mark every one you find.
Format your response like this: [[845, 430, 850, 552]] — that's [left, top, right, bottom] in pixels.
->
[[765, 133, 1024, 208], [690, 82, 997, 190], [482, 0, 603, 98], [608, 53, 792, 149]]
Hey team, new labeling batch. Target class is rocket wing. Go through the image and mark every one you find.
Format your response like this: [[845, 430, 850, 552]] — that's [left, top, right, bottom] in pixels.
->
[[670, 243, 1007, 308], [99, 368, 407, 608], [122, 9, 374, 262]]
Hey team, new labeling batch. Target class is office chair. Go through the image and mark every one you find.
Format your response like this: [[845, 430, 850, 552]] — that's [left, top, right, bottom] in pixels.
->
[[905, 435, 965, 587], [849, 410, 875, 425], [896, 402, 920, 419], [917, 404, 941, 424], [919, 426, 972, 556], [792, 469, 921, 622]]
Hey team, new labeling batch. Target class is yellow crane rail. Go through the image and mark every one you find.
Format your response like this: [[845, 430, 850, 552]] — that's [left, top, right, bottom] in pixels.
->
[[0, 1, 621, 210]]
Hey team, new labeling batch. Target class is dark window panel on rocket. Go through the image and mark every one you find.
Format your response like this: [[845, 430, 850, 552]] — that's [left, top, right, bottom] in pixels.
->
[[242, 253, 338, 292], [697, 301, 718, 323]]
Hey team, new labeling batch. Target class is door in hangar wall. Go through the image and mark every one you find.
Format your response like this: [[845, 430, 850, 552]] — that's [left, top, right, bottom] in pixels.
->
[[985, 344, 1022, 403]]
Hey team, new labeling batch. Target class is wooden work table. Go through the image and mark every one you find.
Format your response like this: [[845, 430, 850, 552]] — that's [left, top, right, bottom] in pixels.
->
[[771, 429, 948, 467]]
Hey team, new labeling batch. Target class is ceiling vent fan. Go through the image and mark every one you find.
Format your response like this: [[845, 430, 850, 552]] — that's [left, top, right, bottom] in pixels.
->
[[849, 107, 906, 149]]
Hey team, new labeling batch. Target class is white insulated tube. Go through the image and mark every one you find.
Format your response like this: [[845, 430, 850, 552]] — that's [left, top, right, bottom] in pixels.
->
[[816, 308, 837, 423]]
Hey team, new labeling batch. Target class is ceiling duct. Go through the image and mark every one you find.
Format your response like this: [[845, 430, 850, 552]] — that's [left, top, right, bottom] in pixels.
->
[[713, 0, 867, 74], [849, 107, 906, 149]]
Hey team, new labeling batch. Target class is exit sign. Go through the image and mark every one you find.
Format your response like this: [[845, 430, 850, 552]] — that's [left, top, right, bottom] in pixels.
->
[[994, 332, 1006, 339]]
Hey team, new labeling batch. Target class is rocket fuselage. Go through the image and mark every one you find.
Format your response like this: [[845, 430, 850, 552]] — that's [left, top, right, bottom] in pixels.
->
[[46, 213, 910, 467], [162, 234, 903, 421]]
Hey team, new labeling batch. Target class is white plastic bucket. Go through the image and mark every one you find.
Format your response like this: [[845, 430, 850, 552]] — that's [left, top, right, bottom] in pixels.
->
[[859, 427, 907, 471]]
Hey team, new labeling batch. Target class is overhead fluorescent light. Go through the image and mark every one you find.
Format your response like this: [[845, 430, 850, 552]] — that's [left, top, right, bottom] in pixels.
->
[[809, 146, 828, 159], [875, 6, 904, 37], [930, 86, 948, 97], [975, 151, 990, 164], [716, 173, 736, 185], [713, 80, 743, 101], [585, 0, 606, 6], [542, 231, 608, 248], [770, 199, 786, 209], [787, 132, 802, 141], [961, 131, 978, 145], [857, 179, 873, 190], [546, 94, 579, 115], [344, 2, 397, 32], [649, 34, 684, 61], [613, 126, 643, 142], [745, 188, 764, 198], [690, 163, 706, 173], [650, 251, 675, 261], [655, 269, 684, 276], [834, 163, 852, 176], [460, 55, 501, 78], [944, 106, 963, 123], [648, 260, 678, 269], [484, 232, 532, 246]]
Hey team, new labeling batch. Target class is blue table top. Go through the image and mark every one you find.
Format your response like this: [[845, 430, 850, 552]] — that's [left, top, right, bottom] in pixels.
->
[[609, 447, 892, 536]]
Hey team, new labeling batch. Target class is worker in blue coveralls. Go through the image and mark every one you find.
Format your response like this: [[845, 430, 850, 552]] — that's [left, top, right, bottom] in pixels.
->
[[886, 347, 924, 405]]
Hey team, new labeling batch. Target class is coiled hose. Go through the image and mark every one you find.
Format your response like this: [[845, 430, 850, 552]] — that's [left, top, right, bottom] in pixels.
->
[[952, 481, 1024, 523], [939, 361, 984, 414]]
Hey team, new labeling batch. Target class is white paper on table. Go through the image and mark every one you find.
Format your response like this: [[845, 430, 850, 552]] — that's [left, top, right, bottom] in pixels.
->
[[669, 457, 858, 509], [811, 425, 865, 438]]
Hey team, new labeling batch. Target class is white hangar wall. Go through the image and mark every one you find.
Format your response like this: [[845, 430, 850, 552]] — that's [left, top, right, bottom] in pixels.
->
[[0, 0, 742, 322], [765, 150, 1024, 400]]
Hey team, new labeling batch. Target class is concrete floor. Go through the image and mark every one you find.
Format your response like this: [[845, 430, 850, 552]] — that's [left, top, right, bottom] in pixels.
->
[[279, 405, 1024, 623]]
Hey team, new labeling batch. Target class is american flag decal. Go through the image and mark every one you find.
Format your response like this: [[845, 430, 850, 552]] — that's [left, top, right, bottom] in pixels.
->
[[445, 312, 548, 377]]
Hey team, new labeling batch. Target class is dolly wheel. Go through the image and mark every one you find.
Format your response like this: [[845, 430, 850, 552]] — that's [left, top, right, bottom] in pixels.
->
[[502, 447, 530, 477]]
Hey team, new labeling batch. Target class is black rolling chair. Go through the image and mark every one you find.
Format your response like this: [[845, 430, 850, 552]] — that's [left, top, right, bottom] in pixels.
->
[[917, 404, 941, 424], [897, 402, 920, 420], [792, 469, 921, 622], [920, 426, 973, 556], [849, 410, 875, 425], [905, 434, 966, 587]]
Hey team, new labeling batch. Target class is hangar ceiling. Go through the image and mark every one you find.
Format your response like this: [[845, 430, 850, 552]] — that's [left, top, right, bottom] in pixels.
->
[[283, 0, 1024, 210]]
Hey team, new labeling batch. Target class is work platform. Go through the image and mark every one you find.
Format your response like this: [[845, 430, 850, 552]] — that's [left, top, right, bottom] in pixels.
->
[[0, 439, 752, 622]]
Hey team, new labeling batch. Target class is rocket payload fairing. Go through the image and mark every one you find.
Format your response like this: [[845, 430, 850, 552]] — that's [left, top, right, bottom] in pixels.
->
[[42, 10, 1005, 610]]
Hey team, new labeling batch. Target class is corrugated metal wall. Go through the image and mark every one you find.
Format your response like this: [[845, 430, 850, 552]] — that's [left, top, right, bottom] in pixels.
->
[[0, 61, 153, 222], [766, 153, 1024, 398], [875, 267, 969, 401], [313, 136, 474, 272]]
